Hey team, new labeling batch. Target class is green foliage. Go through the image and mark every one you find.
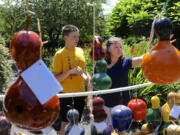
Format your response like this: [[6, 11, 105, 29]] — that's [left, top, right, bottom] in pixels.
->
[[0, 38, 12, 93], [0, 0, 109, 56], [108, 0, 180, 37]]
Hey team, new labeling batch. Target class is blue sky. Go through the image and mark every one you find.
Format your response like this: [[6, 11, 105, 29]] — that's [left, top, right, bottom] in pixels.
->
[[102, 0, 119, 15]]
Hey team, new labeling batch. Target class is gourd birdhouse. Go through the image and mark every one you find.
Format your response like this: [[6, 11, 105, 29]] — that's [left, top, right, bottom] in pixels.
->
[[66, 109, 79, 124], [91, 97, 111, 135], [90, 36, 105, 61], [145, 95, 161, 128], [111, 105, 132, 132], [92, 97, 107, 122], [158, 109, 171, 135], [10, 31, 43, 71], [166, 124, 180, 135], [93, 97, 105, 111], [141, 123, 154, 135], [92, 59, 112, 90], [142, 17, 180, 85], [0, 116, 11, 135], [65, 109, 85, 135], [127, 98, 147, 121], [3, 30, 60, 131]]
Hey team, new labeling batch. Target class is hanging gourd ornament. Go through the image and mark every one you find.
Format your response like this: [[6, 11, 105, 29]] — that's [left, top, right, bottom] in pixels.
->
[[90, 36, 105, 61], [93, 96, 105, 111], [145, 95, 161, 128], [92, 97, 107, 122], [10, 31, 43, 71], [142, 17, 180, 85], [127, 98, 147, 121], [65, 109, 85, 135], [3, 30, 60, 130], [161, 92, 177, 121], [158, 108, 171, 135], [92, 59, 112, 90], [66, 108, 79, 124], [0, 116, 11, 135], [111, 105, 132, 132], [166, 124, 180, 135], [91, 97, 111, 135], [141, 123, 154, 135]]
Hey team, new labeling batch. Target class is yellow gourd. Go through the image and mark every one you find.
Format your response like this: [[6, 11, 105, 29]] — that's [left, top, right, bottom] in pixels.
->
[[166, 124, 180, 135], [151, 95, 160, 109], [141, 123, 154, 135]]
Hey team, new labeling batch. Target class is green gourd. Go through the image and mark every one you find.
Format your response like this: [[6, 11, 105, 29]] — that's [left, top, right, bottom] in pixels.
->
[[92, 59, 112, 90], [145, 95, 162, 128]]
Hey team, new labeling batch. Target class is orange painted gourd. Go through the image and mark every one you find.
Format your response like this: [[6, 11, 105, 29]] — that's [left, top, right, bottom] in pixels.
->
[[142, 18, 180, 85], [4, 30, 60, 131]]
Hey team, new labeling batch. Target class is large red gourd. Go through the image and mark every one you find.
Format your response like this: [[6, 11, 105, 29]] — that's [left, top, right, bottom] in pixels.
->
[[142, 18, 180, 85], [3, 30, 60, 131], [127, 98, 147, 121]]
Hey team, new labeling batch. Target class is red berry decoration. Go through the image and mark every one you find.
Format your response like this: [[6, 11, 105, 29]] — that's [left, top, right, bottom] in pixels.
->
[[89, 36, 105, 61], [127, 98, 147, 121], [10, 30, 42, 71]]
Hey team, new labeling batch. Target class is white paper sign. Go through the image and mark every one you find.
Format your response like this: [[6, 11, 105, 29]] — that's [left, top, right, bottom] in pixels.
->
[[170, 104, 180, 119], [81, 73, 87, 80], [68, 125, 82, 135], [21, 59, 63, 104], [94, 121, 108, 133]]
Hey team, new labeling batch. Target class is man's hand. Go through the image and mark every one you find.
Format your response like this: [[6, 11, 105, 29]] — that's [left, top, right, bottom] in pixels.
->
[[69, 66, 83, 75]]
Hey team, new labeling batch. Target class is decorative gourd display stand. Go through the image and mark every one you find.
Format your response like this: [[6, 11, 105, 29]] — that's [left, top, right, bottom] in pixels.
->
[[64, 109, 85, 135], [90, 36, 112, 90], [142, 17, 180, 85], [127, 98, 147, 122], [3, 14, 60, 133], [145, 95, 161, 133], [111, 105, 132, 132], [91, 97, 111, 135]]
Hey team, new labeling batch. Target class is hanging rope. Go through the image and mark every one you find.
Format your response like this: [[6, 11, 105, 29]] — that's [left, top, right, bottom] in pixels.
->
[[162, 0, 169, 15], [148, 0, 170, 46]]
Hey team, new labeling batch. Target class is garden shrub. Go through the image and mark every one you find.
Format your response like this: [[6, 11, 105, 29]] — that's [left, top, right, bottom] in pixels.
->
[[0, 38, 12, 93]]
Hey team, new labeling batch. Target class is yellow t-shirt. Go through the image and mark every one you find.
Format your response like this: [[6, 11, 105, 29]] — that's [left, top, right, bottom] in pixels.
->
[[53, 47, 86, 93]]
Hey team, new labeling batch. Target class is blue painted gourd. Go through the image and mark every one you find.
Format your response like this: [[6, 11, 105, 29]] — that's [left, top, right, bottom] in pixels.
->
[[65, 109, 85, 135], [111, 105, 132, 132]]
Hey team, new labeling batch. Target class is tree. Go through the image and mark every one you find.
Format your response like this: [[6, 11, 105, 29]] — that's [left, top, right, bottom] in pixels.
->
[[108, 0, 180, 42], [0, 0, 109, 55]]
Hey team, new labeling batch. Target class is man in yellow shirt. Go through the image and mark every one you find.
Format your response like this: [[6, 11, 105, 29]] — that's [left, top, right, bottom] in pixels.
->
[[53, 24, 92, 135]]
